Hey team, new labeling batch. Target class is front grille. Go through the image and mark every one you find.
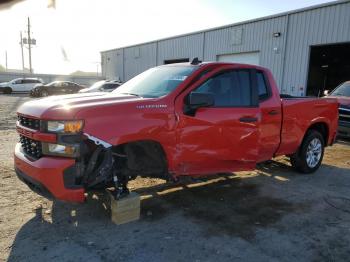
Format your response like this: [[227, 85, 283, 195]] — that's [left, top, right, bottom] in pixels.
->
[[20, 135, 42, 159], [339, 106, 350, 123], [18, 115, 40, 130]]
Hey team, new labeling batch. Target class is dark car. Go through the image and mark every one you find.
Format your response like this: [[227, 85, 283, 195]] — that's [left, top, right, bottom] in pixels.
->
[[78, 80, 122, 93], [30, 81, 85, 97], [325, 81, 350, 138]]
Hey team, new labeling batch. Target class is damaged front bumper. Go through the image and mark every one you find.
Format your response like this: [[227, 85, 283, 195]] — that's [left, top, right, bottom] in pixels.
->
[[14, 143, 85, 202]]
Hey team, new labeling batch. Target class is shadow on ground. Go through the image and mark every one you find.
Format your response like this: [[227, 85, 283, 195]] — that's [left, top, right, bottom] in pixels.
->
[[336, 137, 350, 146], [6, 161, 350, 261]]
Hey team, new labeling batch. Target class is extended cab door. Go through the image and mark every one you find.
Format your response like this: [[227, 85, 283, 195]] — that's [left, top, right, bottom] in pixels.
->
[[255, 70, 282, 162], [174, 68, 260, 175]]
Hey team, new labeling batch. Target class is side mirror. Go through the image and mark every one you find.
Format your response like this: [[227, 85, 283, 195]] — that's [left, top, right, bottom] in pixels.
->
[[323, 90, 329, 96], [188, 92, 214, 108]]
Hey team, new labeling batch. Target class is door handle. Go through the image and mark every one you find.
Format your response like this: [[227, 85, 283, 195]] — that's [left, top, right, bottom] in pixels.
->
[[268, 110, 279, 116], [239, 117, 258, 123]]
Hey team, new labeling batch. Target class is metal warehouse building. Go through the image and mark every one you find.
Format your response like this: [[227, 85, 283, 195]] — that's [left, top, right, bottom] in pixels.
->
[[101, 0, 350, 96]]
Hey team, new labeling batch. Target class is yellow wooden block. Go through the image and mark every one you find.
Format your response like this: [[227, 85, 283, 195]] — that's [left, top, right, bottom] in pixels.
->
[[109, 192, 140, 225]]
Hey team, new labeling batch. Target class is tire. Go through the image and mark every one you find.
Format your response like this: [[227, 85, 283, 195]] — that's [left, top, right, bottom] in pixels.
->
[[3, 87, 12, 94], [290, 130, 325, 174], [40, 89, 49, 97]]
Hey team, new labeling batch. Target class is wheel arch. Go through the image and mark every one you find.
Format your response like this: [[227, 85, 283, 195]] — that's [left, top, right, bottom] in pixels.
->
[[112, 139, 169, 178], [3, 86, 12, 94], [304, 121, 329, 146]]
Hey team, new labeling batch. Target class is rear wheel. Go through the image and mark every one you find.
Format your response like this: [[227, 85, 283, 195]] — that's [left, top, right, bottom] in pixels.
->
[[290, 130, 324, 174], [3, 87, 12, 94]]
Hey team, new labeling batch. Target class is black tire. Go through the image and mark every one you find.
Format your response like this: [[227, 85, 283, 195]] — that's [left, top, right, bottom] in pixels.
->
[[40, 89, 49, 97], [3, 87, 12, 94], [290, 130, 325, 174]]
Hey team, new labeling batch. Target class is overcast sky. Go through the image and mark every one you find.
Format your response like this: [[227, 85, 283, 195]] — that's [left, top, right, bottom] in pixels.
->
[[0, 0, 335, 75]]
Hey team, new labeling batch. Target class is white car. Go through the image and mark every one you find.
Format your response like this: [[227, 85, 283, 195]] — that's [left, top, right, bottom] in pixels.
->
[[78, 80, 122, 93], [0, 78, 44, 94]]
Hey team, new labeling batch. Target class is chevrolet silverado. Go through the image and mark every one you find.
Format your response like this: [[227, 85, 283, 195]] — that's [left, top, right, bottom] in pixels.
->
[[15, 60, 338, 202]]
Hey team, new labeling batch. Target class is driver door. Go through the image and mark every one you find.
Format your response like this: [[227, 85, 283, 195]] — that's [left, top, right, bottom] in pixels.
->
[[174, 68, 260, 175]]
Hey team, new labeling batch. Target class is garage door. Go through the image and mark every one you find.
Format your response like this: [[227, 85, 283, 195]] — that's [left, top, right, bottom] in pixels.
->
[[217, 52, 260, 66]]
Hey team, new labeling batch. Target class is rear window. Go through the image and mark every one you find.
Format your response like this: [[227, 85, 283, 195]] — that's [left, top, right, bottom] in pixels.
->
[[257, 72, 269, 100]]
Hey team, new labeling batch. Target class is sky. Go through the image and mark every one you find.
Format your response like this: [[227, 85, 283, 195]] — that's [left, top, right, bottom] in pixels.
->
[[0, 0, 336, 75]]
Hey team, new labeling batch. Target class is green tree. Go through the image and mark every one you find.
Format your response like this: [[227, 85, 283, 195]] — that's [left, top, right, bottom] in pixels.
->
[[0, 64, 5, 72]]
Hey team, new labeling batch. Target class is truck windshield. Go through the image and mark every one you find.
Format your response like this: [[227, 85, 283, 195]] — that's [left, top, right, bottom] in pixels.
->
[[112, 66, 198, 98], [330, 82, 350, 97]]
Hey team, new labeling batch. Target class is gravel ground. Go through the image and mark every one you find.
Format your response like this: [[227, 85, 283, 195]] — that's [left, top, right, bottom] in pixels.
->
[[0, 94, 350, 262]]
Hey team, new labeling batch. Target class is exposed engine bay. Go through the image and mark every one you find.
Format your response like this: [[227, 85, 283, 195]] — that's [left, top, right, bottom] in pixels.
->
[[80, 133, 169, 199]]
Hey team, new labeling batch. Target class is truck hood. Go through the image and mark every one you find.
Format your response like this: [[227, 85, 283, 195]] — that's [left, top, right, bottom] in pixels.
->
[[17, 92, 148, 119], [327, 96, 350, 107]]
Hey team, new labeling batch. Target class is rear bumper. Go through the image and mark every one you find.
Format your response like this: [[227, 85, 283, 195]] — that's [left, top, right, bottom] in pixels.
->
[[338, 121, 350, 138], [14, 143, 85, 202]]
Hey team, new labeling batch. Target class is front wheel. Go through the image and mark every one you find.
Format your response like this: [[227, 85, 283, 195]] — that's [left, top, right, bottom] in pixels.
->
[[3, 87, 12, 94], [290, 130, 325, 174]]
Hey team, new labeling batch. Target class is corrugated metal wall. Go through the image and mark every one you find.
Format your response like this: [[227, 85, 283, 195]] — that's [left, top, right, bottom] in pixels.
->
[[282, 2, 350, 95], [101, 1, 350, 95], [124, 43, 157, 80], [157, 33, 204, 64], [204, 16, 287, 89], [102, 49, 124, 81]]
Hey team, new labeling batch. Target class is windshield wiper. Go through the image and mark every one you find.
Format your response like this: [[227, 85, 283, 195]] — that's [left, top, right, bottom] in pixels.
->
[[120, 92, 143, 98]]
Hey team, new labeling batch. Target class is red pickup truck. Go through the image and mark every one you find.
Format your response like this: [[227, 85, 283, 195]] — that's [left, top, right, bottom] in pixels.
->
[[15, 61, 338, 202]]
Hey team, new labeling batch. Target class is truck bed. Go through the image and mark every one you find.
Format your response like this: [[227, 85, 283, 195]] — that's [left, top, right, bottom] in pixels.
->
[[275, 97, 339, 156]]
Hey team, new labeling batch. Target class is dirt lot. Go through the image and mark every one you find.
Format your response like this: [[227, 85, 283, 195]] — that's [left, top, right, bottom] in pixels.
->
[[0, 94, 350, 262]]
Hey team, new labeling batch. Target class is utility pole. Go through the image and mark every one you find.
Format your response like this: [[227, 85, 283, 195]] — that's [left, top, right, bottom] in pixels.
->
[[20, 32, 24, 71], [5, 51, 7, 70], [27, 17, 33, 74]]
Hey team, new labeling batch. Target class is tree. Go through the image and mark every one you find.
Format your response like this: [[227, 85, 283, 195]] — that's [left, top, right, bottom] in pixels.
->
[[0, 64, 5, 72]]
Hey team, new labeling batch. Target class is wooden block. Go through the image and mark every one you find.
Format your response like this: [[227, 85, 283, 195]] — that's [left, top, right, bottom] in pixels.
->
[[109, 192, 140, 225]]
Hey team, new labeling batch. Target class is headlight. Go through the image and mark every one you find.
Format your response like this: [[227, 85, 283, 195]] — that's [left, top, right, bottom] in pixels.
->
[[42, 142, 79, 157], [47, 120, 83, 133]]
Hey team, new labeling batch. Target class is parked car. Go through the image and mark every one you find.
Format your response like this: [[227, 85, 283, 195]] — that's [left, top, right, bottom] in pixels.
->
[[0, 78, 43, 94], [78, 80, 122, 93], [30, 81, 85, 97], [15, 60, 338, 202], [324, 81, 350, 138]]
